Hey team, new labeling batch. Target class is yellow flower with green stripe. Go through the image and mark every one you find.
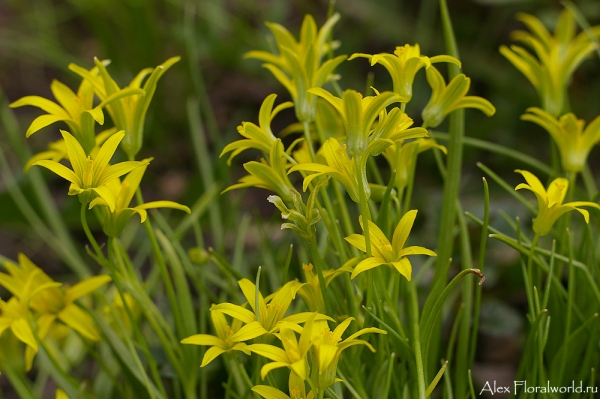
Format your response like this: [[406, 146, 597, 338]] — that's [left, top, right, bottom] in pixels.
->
[[9, 64, 143, 154], [245, 13, 346, 122], [220, 93, 293, 164], [515, 169, 600, 236], [421, 66, 496, 128], [180, 310, 250, 367], [211, 278, 328, 342], [345, 211, 436, 281], [0, 254, 111, 370], [500, 10, 600, 116], [521, 108, 600, 173], [350, 44, 461, 102], [89, 158, 191, 237], [69, 56, 180, 158], [33, 130, 147, 206]]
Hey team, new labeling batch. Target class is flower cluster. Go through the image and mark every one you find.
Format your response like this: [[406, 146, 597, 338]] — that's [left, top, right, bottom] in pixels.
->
[[11, 57, 190, 236], [0, 254, 110, 370]]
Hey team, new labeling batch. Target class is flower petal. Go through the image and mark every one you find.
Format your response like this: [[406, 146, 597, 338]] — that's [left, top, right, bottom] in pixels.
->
[[211, 302, 256, 324], [94, 130, 125, 175], [252, 385, 291, 399], [33, 160, 79, 185], [390, 258, 412, 281], [26, 115, 70, 137], [350, 257, 386, 279], [58, 304, 101, 341], [200, 346, 227, 367], [392, 209, 417, 251], [229, 321, 269, 342], [246, 343, 289, 363], [65, 275, 111, 302], [180, 334, 224, 347]]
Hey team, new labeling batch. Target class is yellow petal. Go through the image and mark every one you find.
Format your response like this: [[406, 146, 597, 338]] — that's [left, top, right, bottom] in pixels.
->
[[200, 346, 227, 367], [65, 275, 111, 302], [246, 343, 289, 363], [33, 160, 79, 185], [11, 318, 38, 353], [180, 334, 224, 347], [390, 258, 412, 281], [350, 257, 386, 279], [58, 304, 100, 341], [392, 210, 418, 251], [229, 321, 268, 342], [211, 302, 256, 324], [26, 115, 69, 137], [252, 385, 291, 399]]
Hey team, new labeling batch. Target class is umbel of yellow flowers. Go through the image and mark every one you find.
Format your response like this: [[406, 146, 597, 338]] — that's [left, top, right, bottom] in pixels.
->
[[515, 170, 600, 236]]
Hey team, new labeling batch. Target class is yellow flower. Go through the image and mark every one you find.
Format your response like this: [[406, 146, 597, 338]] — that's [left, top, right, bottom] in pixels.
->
[[211, 278, 325, 342], [89, 158, 191, 237], [246, 314, 315, 380], [55, 389, 70, 399], [500, 10, 600, 116], [223, 139, 295, 203], [69, 56, 180, 158], [0, 254, 111, 342], [32, 130, 147, 206], [383, 138, 447, 192], [307, 88, 401, 157], [24, 128, 118, 172], [350, 44, 461, 102], [345, 211, 436, 281], [245, 13, 347, 122], [0, 254, 111, 370], [421, 66, 496, 128], [180, 310, 250, 367], [0, 298, 38, 371], [297, 261, 354, 313], [515, 169, 600, 236], [253, 372, 316, 399], [9, 65, 143, 154], [521, 107, 600, 173], [289, 137, 361, 202], [309, 316, 386, 390], [220, 94, 294, 164]]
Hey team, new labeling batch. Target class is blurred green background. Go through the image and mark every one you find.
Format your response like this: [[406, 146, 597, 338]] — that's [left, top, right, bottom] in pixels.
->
[[1, 0, 599, 396]]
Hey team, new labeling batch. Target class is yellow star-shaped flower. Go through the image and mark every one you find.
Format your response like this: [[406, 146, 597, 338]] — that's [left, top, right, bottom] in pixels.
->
[[345, 210, 436, 281]]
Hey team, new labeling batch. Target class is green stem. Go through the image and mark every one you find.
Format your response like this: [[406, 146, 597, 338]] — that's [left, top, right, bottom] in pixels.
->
[[409, 282, 427, 399], [309, 232, 333, 315], [108, 238, 169, 398], [527, 234, 541, 298], [80, 203, 107, 264], [355, 156, 372, 257], [300, 120, 348, 262]]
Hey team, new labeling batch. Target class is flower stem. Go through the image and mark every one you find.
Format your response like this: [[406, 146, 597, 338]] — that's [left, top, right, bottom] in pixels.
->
[[309, 232, 333, 315], [80, 203, 107, 264], [408, 281, 427, 399]]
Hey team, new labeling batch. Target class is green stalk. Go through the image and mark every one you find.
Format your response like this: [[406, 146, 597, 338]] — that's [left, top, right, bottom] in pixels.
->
[[309, 232, 333, 315], [408, 282, 427, 399], [187, 97, 224, 252], [355, 156, 372, 257], [469, 178, 489, 368], [80, 203, 108, 265], [557, 232, 575, 384], [108, 237, 169, 398], [454, 201, 475, 398], [425, 0, 465, 377]]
